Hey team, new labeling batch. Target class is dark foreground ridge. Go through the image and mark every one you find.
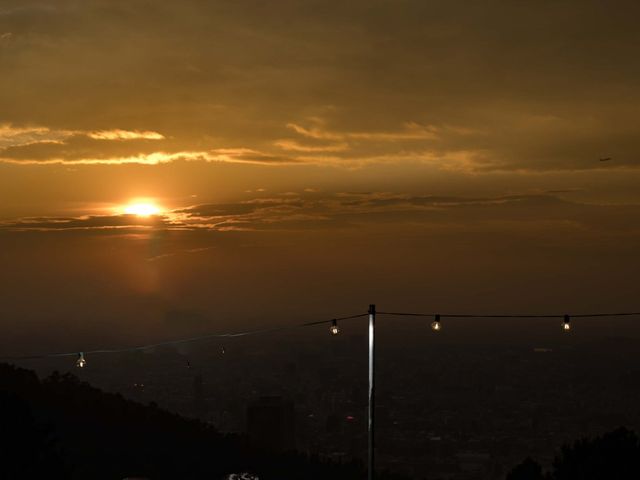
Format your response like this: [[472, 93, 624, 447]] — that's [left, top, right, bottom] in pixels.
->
[[2, 361, 639, 480], [0, 362, 407, 480]]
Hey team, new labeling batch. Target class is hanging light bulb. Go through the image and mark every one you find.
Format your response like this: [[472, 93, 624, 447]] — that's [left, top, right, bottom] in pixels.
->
[[329, 319, 340, 335], [76, 352, 87, 368], [431, 314, 442, 332], [562, 314, 571, 332]]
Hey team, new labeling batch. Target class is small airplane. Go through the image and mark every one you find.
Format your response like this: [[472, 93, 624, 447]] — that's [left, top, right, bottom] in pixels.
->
[[599, 157, 612, 162]]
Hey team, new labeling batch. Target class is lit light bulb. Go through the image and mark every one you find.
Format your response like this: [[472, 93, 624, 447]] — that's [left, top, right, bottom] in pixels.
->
[[329, 319, 340, 335], [431, 314, 442, 332], [76, 352, 87, 368], [562, 315, 571, 332]]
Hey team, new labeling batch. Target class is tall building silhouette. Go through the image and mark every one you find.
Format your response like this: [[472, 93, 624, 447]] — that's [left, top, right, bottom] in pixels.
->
[[193, 373, 206, 418], [246, 396, 295, 452]]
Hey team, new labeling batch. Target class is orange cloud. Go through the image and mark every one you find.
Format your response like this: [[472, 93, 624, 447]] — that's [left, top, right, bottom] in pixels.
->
[[286, 122, 440, 142], [0, 149, 297, 166], [87, 129, 165, 140], [274, 139, 349, 152]]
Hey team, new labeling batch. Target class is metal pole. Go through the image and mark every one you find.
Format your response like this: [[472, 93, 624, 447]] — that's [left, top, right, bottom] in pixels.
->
[[368, 304, 376, 480]]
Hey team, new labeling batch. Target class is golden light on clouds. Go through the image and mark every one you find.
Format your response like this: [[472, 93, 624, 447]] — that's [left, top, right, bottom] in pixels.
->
[[87, 130, 165, 141]]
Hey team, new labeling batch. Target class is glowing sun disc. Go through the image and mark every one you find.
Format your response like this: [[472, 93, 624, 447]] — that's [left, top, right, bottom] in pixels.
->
[[123, 202, 161, 217]]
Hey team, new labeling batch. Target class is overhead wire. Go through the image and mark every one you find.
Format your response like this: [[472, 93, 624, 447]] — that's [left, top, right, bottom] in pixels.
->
[[377, 311, 640, 318], [2, 310, 640, 364], [0, 312, 368, 361]]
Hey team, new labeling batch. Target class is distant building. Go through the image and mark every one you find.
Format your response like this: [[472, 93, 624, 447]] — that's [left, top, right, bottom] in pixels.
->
[[193, 373, 206, 418], [247, 396, 295, 452]]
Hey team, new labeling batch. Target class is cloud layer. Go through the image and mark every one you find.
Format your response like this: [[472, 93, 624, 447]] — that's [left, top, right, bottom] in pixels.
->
[[1, 0, 639, 170], [4, 191, 639, 241]]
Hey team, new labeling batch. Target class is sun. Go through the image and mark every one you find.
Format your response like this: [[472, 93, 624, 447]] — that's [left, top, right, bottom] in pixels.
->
[[122, 201, 162, 217]]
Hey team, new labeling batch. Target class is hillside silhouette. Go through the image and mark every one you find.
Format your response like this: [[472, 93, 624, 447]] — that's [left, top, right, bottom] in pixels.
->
[[3, 361, 639, 480], [0, 362, 406, 480]]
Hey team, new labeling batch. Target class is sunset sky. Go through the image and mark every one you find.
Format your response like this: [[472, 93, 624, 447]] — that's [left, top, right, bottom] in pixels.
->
[[1, 0, 639, 352]]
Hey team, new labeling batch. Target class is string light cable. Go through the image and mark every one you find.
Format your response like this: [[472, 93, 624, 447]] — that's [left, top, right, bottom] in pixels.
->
[[1, 310, 640, 366], [0, 313, 368, 363], [377, 311, 640, 332], [377, 311, 640, 318]]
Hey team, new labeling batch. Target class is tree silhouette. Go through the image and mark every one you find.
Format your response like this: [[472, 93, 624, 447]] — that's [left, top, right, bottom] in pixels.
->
[[553, 427, 640, 480], [506, 457, 544, 480], [0, 391, 67, 479], [507, 428, 640, 480]]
